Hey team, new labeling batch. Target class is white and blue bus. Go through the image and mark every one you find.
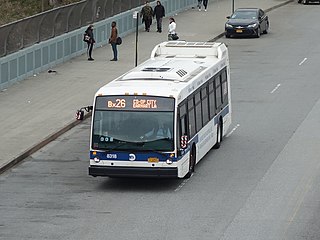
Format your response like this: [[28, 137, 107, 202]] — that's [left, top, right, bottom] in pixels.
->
[[89, 41, 231, 178]]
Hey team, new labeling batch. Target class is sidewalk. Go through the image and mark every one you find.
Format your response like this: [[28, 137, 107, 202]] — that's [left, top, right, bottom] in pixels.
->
[[0, 0, 292, 173]]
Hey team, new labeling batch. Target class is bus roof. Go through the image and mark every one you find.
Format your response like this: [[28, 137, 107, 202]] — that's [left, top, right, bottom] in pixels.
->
[[96, 41, 229, 101]]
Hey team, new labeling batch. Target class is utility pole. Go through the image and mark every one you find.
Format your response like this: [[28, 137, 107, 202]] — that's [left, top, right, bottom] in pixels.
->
[[133, 11, 139, 67], [232, 0, 235, 13]]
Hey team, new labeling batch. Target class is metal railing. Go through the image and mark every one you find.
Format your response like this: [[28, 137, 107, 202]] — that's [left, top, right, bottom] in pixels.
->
[[0, 0, 145, 57]]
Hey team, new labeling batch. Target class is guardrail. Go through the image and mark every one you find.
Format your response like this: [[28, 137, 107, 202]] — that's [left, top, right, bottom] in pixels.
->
[[0, 0, 145, 57], [0, 0, 197, 90]]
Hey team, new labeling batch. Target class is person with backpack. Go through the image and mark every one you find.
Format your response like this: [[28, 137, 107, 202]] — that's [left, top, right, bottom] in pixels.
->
[[153, 1, 165, 33], [140, 1, 153, 32], [85, 24, 95, 61], [109, 21, 118, 61]]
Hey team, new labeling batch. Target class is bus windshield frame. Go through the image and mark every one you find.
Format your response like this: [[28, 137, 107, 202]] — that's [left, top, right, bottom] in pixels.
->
[[91, 96, 175, 152]]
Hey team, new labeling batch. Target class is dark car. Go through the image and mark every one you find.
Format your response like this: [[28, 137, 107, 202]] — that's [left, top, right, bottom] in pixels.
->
[[225, 8, 269, 38], [298, 0, 320, 4]]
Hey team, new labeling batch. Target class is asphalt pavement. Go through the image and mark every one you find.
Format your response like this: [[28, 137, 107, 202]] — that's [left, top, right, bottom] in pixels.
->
[[0, 0, 292, 173]]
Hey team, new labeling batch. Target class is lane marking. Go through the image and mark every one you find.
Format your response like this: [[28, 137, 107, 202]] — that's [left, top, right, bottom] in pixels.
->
[[299, 58, 307, 66], [174, 178, 191, 192], [270, 84, 281, 94], [226, 124, 240, 138]]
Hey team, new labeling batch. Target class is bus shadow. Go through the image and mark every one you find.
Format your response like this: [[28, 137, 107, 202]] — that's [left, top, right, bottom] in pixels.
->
[[97, 177, 184, 192]]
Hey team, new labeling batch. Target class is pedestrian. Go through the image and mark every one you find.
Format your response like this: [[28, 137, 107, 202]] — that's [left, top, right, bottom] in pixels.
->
[[109, 21, 118, 61], [203, 0, 208, 11], [153, 0, 165, 33], [168, 17, 178, 40], [140, 1, 153, 32], [85, 24, 95, 61], [198, 0, 202, 11]]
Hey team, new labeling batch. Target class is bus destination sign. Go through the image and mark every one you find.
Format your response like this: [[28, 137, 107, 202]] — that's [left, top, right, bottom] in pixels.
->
[[96, 96, 174, 111]]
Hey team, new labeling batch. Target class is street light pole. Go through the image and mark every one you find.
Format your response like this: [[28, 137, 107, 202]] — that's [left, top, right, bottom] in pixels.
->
[[135, 11, 139, 67], [232, 0, 235, 13], [133, 11, 139, 67]]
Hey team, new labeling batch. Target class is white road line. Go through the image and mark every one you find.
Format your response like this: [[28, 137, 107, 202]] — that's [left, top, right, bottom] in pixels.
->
[[226, 124, 240, 138], [174, 178, 190, 192], [270, 83, 281, 94], [299, 58, 307, 66]]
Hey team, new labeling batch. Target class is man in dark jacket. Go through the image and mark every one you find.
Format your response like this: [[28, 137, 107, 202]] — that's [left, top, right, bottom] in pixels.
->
[[140, 1, 153, 32], [153, 1, 165, 33]]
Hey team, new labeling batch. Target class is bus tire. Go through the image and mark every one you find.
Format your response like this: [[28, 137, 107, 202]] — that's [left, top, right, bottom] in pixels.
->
[[184, 145, 196, 178], [213, 120, 223, 149]]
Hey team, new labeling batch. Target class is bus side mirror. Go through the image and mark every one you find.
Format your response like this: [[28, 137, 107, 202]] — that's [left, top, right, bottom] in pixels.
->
[[180, 135, 188, 149]]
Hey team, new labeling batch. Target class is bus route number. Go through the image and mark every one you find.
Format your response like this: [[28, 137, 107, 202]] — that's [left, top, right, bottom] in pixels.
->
[[107, 99, 126, 108]]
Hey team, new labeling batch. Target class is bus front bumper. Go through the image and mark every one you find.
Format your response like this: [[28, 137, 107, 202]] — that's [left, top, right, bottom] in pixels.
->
[[89, 165, 178, 178]]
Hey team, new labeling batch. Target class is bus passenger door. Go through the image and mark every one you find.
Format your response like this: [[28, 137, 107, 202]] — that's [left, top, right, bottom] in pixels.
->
[[178, 102, 189, 155]]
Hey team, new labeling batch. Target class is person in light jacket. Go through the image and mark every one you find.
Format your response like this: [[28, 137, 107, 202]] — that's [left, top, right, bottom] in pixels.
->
[[168, 17, 177, 40]]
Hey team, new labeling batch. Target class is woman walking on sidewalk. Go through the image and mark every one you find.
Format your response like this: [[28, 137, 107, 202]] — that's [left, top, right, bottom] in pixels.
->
[[85, 25, 95, 61]]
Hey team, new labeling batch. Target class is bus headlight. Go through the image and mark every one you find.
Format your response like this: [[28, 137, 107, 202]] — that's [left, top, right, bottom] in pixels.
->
[[93, 156, 100, 163], [166, 159, 173, 165]]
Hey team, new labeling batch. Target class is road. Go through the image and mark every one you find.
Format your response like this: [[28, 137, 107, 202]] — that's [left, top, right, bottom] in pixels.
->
[[1, 3, 320, 240]]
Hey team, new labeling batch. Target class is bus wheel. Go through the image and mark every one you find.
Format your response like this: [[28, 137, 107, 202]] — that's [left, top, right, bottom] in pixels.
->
[[184, 146, 196, 178], [213, 120, 223, 149]]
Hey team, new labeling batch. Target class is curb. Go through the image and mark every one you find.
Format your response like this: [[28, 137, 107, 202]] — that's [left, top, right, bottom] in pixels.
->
[[0, 0, 294, 175]]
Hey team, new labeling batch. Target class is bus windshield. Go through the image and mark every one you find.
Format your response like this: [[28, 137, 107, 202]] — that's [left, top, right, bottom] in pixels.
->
[[92, 110, 174, 151]]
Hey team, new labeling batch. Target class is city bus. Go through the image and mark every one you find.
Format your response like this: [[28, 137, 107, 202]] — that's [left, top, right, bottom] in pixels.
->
[[89, 41, 232, 178]]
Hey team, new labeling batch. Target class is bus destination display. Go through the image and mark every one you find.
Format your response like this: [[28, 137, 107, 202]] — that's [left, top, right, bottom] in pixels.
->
[[95, 96, 174, 111]]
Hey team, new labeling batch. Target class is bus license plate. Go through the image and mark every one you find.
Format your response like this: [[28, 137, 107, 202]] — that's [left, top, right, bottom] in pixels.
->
[[148, 157, 159, 163]]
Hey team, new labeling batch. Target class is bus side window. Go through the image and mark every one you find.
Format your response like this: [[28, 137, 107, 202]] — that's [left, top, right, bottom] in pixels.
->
[[209, 80, 216, 119], [188, 98, 196, 138], [215, 75, 222, 111], [221, 69, 228, 104], [201, 85, 209, 125], [195, 91, 202, 132]]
